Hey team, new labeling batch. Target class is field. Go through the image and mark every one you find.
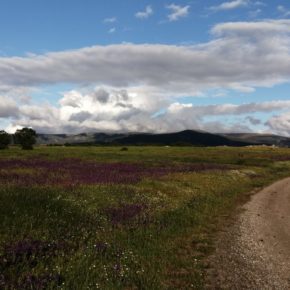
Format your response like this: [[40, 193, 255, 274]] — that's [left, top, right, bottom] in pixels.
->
[[1, 146, 290, 289]]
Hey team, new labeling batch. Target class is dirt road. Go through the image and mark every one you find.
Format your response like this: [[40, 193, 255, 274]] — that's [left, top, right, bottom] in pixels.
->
[[206, 177, 290, 289]]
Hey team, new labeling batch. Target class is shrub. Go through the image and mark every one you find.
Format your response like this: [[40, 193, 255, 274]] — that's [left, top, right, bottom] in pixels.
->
[[14, 128, 37, 150], [120, 147, 128, 151], [0, 130, 10, 149]]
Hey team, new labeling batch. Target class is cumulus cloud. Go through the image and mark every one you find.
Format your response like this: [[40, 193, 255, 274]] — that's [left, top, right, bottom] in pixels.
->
[[210, 0, 249, 11], [0, 96, 19, 118], [266, 112, 290, 136], [135, 5, 153, 19], [166, 4, 190, 21], [50, 87, 164, 133], [4, 85, 290, 135], [20, 104, 59, 122], [3, 87, 154, 133], [69, 111, 92, 122], [92, 88, 110, 103]]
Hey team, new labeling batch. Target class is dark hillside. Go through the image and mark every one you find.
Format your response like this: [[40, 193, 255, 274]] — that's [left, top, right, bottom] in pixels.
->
[[117, 130, 251, 146]]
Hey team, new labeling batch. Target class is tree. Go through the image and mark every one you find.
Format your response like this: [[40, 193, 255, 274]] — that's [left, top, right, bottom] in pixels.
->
[[0, 130, 10, 149], [14, 128, 37, 150]]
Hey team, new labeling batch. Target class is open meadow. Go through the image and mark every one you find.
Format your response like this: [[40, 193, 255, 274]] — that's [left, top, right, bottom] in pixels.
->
[[1, 146, 290, 289]]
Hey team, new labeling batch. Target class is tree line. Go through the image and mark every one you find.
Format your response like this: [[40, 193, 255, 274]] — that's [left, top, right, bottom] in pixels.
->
[[0, 128, 37, 150]]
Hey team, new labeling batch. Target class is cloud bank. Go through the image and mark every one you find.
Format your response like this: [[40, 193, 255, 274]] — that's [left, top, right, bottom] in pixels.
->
[[2, 87, 290, 135], [1, 19, 290, 135], [1, 19, 290, 94]]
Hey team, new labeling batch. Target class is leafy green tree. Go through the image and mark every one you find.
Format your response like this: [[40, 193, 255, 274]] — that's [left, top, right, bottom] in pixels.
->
[[0, 130, 10, 149], [14, 128, 37, 150]]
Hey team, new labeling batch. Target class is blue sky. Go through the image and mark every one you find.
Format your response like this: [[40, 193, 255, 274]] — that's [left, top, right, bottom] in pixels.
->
[[0, 0, 290, 135], [1, 0, 288, 54]]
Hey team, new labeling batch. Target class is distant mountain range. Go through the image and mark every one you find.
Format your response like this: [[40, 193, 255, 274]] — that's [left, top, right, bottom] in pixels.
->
[[222, 133, 290, 147], [36, 130, 290, 147]]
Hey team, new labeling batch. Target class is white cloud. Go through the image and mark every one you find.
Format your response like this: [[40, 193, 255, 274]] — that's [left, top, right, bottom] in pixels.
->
[[277, 5, 290, 17], [166, 4, 190, 21], [135, 5, 153, 19], [4, 85, 290, 135], [108, 27, 116, 34], [0, 85, 34, 99], [0, 96, 19, 118], [167, 100, 290, 117], [211, 19, 290, 36], [1, 19, 290, 135], [103, 17, 117, 23], [21, 104, 59, 121], [210, 0, 249, 11], [0, 19, 290, 95], [4, 86, 166, 133], [151, 100, 290, 134], [266, 112, 290, 136]]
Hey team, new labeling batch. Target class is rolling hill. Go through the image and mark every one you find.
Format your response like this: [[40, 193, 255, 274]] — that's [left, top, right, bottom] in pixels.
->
[[36, 130, 290, 147], [34, 129, 290, 147]]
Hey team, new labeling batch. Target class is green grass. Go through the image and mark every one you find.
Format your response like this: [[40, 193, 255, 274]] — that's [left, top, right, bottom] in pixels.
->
[[1, 146, 290, 289]]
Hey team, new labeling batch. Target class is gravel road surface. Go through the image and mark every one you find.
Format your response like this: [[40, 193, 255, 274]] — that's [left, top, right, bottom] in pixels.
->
[[206, 177, 290, 289]]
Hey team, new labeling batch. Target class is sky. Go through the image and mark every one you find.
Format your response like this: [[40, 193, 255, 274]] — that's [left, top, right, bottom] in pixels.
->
[[0, 0, 290, 135]]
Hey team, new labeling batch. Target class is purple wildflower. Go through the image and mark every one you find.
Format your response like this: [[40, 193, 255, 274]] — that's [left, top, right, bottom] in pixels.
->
[[0, 158, 232, 187], [104, 203, 148, 225], [1, 239, 62, 268]]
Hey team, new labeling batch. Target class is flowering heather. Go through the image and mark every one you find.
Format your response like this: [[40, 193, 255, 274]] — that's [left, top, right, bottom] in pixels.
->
[[0, 158, 167, 186], [0, 158, 231, 186], [0, 239, 62, 268], [1, 273, 63, 290], [0, 239, 65, 289]]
